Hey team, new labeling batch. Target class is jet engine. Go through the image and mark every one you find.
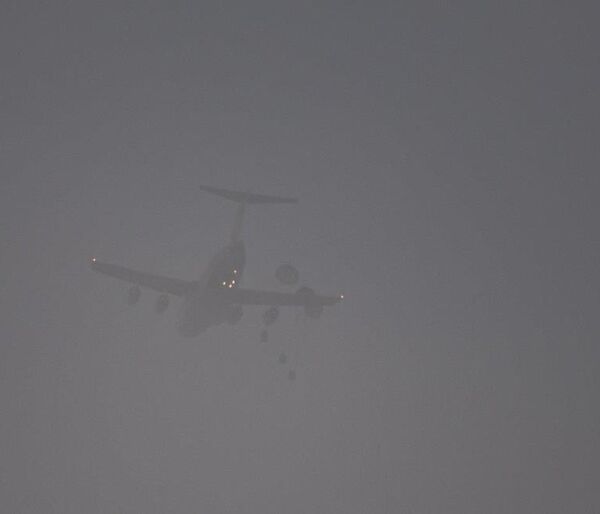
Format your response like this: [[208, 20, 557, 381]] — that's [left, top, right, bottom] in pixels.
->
[[275, 262, 299, 286], [127, 285, 141, 305], [155, 294, 169, 314], [296, 286, 323, 318]]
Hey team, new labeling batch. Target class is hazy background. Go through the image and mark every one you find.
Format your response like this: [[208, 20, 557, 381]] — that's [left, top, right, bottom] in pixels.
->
[[1, 2, 599, 512]]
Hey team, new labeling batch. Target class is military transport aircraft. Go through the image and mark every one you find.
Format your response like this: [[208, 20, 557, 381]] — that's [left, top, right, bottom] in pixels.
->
[[90, 185, 343, 337]]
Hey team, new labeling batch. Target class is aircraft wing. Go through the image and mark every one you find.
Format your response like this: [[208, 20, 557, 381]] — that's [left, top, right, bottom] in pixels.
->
[[226, 287, 342, 306], [90, 259, 193, 296]]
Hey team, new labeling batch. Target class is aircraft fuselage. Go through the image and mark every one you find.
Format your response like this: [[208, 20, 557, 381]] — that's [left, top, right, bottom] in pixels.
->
[[178, 240, 246, 336]]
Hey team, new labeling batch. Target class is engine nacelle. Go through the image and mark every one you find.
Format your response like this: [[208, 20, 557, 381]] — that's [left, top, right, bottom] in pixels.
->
[[226, 305, 243, 325], [155, 294, 169, 314], [262, 306, 279, 326], [295, 286, 323, 318], [275, 262, 299, 286], [127, 285, 141, 305]]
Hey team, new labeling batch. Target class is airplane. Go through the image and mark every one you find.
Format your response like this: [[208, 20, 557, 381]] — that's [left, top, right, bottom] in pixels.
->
[[90, 185, 343, 337]]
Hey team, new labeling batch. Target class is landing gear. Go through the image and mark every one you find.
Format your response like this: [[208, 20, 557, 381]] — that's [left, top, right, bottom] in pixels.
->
[[155, 294, 169, 314], [127, 285, 141, 305], [262, 306, 279, 326]]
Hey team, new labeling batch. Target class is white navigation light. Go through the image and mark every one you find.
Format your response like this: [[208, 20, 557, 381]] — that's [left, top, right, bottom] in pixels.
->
[[233, 269, 238, 274], [222, 281, 227, 286], [91, 257, 97, 263]]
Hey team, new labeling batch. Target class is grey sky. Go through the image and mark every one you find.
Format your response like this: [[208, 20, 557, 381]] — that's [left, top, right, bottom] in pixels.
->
[[1, 2, 599, 513]]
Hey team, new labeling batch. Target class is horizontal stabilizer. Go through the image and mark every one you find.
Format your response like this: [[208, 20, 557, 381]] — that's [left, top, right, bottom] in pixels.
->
[[199, 185, 298, 204]]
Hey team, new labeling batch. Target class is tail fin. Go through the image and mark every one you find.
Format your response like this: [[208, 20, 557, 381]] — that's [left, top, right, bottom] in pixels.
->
[[199, 185, 298, 241]]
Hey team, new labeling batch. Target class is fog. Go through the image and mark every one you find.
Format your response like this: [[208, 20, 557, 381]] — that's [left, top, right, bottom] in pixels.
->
[[1, 2, 599, 512]]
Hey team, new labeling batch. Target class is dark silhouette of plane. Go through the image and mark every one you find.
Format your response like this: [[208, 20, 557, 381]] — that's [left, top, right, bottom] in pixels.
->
[[91, 185, 343, 337]]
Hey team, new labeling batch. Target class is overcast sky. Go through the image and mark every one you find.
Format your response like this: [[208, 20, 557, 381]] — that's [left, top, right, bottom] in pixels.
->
[[1, 2, 599, 513]]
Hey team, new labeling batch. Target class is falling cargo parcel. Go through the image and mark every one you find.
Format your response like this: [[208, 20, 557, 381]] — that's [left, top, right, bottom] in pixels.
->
[[90, 185, 343, 338]]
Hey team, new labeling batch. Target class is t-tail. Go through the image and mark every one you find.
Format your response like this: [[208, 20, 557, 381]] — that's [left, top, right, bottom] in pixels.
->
[[199, 185, 298, 242]]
